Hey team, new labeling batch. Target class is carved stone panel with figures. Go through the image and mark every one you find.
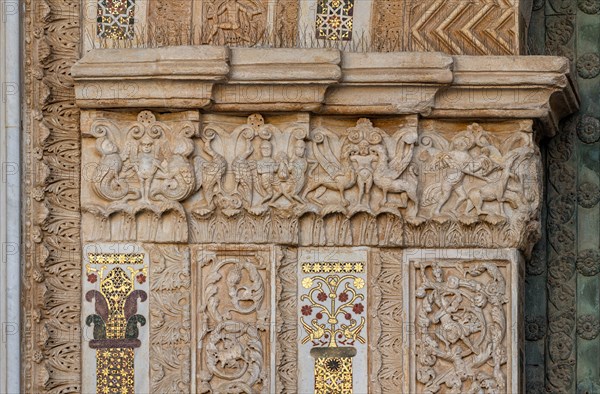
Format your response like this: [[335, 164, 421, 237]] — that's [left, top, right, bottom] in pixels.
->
[[403, 249, 523, 393], [192, 245, 275, 393], [81, 110, 200, 243]]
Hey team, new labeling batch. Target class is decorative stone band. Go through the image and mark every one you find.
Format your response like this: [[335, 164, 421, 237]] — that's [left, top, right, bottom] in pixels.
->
[[72, 47, 578, 136], [80, 110, 545, 252]]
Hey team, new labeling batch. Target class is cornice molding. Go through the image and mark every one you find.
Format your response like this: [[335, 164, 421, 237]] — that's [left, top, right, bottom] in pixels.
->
[[72, 46, 579, 134], [72, 46, 579, 135]]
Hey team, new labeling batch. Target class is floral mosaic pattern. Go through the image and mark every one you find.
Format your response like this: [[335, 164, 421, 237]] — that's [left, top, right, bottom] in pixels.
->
[[85, 253, 148, 394], [298, 252, 368, 394], [300, 273, 366, 347]]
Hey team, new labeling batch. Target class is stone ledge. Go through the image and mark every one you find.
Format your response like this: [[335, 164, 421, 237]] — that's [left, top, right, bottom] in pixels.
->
[[72, 46, 230, 108], [433, 56, 580, 135], [72, 46, 578, 132]]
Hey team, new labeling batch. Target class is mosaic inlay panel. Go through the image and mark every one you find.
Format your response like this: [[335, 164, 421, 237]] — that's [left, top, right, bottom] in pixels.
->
[[97, 0, 136, 39], [316, 0, 354, 41], [82, 245, 149, 394], [298, 248, 368, 394]]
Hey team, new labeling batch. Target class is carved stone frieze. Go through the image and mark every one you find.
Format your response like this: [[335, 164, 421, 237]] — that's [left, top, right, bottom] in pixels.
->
[[412, 120, 542, 253], [404, 249, 523, 393], [81, 110, 200, 242], [80, 110, 544, 250], [192, 245, 274, 393]]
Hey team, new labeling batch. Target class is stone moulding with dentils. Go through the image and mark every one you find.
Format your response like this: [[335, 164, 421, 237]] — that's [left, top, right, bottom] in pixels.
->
[[81, 110, 544, 252]]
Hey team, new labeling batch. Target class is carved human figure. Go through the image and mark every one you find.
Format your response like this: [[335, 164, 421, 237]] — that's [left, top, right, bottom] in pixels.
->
[[134, 135, 164, 203], [281, 139, 309, 206], [433, 136, 479, 215], [350, 140, 378, 208], [256, 140, 279, 204], [208, 0, 260, 43], [464, 145, 525, 218]]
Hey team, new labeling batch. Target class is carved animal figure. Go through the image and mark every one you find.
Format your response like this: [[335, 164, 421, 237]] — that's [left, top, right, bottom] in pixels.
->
[[215, 335, 245, 368], [371, 144, 419, 215], [232, 142, 256, 207], [195, 139, 227, 207], [92, 136, 130, 201], [300, 318, 327, 346], [464, 149, 528, 217], [155, 138, 196, 201], [302, 143, 357, 207]]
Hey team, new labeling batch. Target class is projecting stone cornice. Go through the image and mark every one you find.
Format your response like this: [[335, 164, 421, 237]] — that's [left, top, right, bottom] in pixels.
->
[[72, 46, 579, 132]]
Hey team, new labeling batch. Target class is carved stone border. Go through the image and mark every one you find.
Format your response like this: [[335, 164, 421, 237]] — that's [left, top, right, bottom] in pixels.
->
[[22, 0, 82, 392]]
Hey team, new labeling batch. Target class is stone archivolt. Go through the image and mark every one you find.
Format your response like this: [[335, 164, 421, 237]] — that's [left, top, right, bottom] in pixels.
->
[[81, 110, 542, 250]]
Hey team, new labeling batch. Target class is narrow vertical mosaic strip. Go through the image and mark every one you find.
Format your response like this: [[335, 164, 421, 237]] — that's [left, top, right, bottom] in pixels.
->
[[84, 251, 148, 394], [97, 0, 136, 39], [315, 0, 354, 41], [298, 248, 368, 394]]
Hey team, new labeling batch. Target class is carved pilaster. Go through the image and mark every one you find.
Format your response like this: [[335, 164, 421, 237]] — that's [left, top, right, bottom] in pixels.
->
[[370, 249, 404, 393], [275, 247, 297, 393], [22, 0, 82, 391], [146, 245, 192, 393]]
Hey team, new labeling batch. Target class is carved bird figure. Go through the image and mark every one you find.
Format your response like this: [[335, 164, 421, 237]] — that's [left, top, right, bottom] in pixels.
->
[[194, 140, 227, 207]]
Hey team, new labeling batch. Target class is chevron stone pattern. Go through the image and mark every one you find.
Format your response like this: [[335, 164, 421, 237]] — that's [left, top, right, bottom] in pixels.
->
[[372, 0, 519, 55]]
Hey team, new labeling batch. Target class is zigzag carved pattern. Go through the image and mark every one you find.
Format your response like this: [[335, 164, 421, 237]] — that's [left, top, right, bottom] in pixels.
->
[[408, 0, 517, 55]]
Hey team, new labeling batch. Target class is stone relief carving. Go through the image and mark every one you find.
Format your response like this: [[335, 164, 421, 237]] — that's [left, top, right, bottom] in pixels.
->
[[417, 121, 539, 224], [145, 245, 192, 393], [410, 259, 512, 393], [370, 250, 404, 393], [200, 0, 268, 45], [81, 111, 542, 249], [22, 0, 82, 391], [193, 246, 272, 393], [403, 0, 517, 55], [275, 247, 298, 393], [81, 110, 199, 242], [410, 120, 541, 253]]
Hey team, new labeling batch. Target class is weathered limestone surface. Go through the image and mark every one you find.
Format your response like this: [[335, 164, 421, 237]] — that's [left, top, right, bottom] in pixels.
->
[[73, 48, 577, 136], [68, 46, 578, 393], [20, 0, 578, 391]]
